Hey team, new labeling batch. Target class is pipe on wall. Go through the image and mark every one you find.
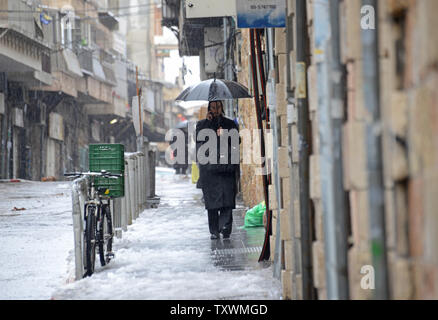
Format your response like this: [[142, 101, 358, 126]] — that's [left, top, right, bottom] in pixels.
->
[[361, 0, 389, 300], [295, 0, 314, 300], [313, 0, 350, 300]]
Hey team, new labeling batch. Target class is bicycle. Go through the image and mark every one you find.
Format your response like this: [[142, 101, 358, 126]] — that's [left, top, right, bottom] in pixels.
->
[[65, 170, 122, 277]]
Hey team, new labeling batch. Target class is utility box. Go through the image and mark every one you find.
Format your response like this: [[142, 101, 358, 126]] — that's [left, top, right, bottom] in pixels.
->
[[185, 0, 236, 18], [89, 144, 125, 198]]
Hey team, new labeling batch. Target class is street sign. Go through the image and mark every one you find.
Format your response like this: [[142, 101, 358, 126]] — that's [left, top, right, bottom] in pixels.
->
[[185, 0, 236, 18], [236, 0, 286, 28], [132, 96, 141, 136]]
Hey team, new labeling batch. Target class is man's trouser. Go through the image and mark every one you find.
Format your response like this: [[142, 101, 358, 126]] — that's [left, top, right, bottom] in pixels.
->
[[207, 207, 233, 236]]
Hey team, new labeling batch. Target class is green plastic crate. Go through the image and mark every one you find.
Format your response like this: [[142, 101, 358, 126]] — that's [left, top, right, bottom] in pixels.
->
[[93, 176, 125, 198], [89, 144, 125, 173], [89, 144, 125, 198]]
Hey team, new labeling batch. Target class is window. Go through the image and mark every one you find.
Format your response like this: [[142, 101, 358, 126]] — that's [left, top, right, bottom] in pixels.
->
[[60, 9, 75, 49], [72, 18, 83, 49]]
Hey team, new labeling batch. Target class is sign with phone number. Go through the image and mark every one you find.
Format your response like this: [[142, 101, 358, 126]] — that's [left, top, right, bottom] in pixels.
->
[[236, 0, 286, 28]]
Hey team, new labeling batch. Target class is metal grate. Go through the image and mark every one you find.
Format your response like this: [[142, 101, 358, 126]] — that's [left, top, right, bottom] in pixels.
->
[[212, 246, 262, 257]]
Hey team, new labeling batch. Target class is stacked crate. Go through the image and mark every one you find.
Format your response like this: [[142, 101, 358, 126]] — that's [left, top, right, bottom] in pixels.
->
[[89, 144, 125, 198]]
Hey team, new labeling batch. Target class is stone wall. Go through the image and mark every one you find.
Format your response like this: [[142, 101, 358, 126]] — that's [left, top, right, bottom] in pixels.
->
[[268, 0, 438, 300], [379, 0, 438, 300], [231, 0, 438, 300], [236, 29, 266, 209]]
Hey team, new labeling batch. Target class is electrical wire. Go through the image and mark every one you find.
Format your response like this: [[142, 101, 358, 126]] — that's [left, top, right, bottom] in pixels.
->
[[0, 10, 157, 22], [0, 2, 157, 14], [1, 2, 180, 81]]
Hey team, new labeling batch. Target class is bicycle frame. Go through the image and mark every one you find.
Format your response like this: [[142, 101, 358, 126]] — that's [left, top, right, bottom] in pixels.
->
[[69, 173, 117, 277], [66, 170, 120, 277], [83, 180, 110, 217]]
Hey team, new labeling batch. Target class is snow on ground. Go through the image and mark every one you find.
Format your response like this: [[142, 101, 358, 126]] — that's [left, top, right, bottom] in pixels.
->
[[0, 181, 75, 300], [0, 168, 281, 300]]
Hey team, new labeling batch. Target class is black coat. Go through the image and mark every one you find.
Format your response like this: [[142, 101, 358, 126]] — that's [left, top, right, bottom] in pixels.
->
[[196, 116, 239, 210]]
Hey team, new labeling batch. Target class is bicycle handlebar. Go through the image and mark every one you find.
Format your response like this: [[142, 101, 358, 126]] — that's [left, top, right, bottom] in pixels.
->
[[64, 171, 123, 179]]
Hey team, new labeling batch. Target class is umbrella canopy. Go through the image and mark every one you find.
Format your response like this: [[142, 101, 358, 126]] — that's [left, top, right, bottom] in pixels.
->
[[175, 79, 251, 102], [175, 120, 189, 130]]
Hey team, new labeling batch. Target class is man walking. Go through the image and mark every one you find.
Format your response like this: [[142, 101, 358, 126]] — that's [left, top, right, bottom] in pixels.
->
[[196, 101, 239, 240]]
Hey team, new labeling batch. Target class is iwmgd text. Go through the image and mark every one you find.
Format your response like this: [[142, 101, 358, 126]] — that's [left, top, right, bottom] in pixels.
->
[[170, 304, 268, 317]]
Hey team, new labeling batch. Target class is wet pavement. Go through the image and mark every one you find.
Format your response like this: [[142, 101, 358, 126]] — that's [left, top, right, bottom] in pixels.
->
[[52, 169, 280, 299], [210, 209, 268, 272], [0, 169, 281, 300], [155, 169, 272, 276]]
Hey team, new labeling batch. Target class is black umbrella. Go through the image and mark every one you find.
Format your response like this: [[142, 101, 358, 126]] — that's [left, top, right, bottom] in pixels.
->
[[175, 78, 251, 101]]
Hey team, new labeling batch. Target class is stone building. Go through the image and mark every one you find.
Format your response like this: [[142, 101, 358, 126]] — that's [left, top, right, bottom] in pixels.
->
[[0, 0, 171, 181], [266, 0, 438, 300], [166, 0, 438, 300]]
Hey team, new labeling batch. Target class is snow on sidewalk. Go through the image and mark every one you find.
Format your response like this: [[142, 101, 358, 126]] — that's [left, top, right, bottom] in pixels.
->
[[0, 169, 280, 300], [0, 181, 74, 300], [52, 169, 281, 300]]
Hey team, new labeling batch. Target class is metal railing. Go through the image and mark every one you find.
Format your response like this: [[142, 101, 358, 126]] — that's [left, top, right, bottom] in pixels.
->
[[71, 175, 89, 280], [70, 150, 158, 280]]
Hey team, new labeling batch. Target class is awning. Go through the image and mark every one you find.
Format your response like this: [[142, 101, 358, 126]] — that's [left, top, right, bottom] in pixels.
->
[[98, 10, 119, 30], [92, 57, 106, 82], [8, 70, 53, 87], [77, 48, 93, 76], [62, 49, 83, 78], [144, 124, 165, 142], [103, 64, 117, 86]]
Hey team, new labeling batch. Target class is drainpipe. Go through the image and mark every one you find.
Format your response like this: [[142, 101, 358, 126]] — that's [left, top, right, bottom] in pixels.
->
[[313, 0, 334, 299], [361, 0, 389, 300], [314, 0, 349, 300], [328, 0, 350, 300], [223, 17, 229, 117], [266, 28, 283, 280], [223, 17, 235, 119], [250, 29, 271, 262], [295, 0, 314, 300], [0, 75, 7, 178]]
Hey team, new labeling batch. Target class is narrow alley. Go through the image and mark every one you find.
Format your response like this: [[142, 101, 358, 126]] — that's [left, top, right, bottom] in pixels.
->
[[2, 0, 438, 303]]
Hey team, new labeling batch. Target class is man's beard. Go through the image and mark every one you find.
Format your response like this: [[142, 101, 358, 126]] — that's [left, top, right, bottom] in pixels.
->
[[212, 115, 223, 131]]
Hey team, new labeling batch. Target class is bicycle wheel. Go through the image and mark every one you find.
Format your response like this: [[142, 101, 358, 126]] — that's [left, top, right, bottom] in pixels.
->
[[84, 206, 96, 277], [98, 204, 114, 266]]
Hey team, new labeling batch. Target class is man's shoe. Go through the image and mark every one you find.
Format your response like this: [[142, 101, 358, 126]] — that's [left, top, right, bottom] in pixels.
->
[[222, 234, 231, 240], [211, 233, 219, 240]]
